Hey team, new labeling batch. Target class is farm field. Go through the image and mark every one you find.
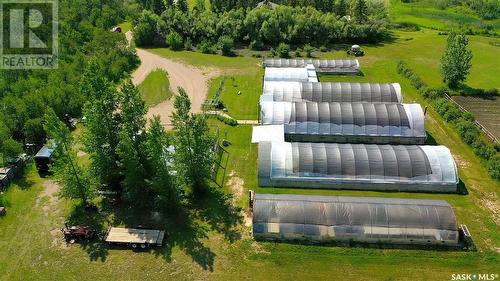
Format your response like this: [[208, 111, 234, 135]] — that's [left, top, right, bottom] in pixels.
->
[[452, 95, 500, 141]]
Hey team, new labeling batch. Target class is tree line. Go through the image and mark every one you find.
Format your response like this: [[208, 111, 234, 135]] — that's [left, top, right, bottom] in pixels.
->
[[45, 61, 216, 211], [0, 0, 139, 161], [133, 0, 389, 53]]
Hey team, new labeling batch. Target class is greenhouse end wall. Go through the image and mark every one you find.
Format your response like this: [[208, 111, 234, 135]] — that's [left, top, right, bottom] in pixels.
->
[[252, 193, 459, 245]]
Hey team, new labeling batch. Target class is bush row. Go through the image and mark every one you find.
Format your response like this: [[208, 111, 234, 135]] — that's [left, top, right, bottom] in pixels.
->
[[397, 61, 500, 180]]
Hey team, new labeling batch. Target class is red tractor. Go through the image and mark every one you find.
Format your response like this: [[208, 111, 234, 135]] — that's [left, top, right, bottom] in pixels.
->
[[61, 224, 96, 244]]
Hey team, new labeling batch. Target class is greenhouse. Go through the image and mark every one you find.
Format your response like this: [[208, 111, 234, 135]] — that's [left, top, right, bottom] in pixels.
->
[[263, 58, 360, 74], [264, 65, 318, 83], [258, 142, 458, 192], [252, 193, 460, 245], [260, 101, 426, 144], [261, 81, 402, 103]]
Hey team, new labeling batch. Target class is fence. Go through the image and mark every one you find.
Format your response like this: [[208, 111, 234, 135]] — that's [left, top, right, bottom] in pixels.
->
[[444, 94, 499, 144]]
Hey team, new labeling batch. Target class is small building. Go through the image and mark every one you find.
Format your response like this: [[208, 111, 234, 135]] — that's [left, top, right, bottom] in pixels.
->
[[258, 142, 458, 192], [263, 58, 360, 74], [34, 145, 56, 174], [252, 193, 460, 245], [261, 81, 402, 103], [264, 65, 318, 83], [259, 101, 426, 144]]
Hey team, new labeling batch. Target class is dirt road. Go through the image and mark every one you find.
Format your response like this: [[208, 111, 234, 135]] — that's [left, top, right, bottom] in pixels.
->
[[126, 32, 219, 126]]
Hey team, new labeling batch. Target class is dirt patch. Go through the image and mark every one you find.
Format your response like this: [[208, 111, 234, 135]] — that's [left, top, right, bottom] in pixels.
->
[[227, 171, 244, 203], [77, 151, 87, 157], [127, 37, 220, 127], [479, 192, 500, 225], [50, 228, 68, 249], [36, 180, 61, 216], [452, 154, 470, 169], [251, 242, 271, 255]]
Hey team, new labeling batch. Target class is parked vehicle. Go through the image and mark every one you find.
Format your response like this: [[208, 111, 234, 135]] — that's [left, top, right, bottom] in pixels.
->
[[104, 227, 165, 249], [61, 224, 96, 244], [347, 45, 364, 56], [34, 145, 56, 175]]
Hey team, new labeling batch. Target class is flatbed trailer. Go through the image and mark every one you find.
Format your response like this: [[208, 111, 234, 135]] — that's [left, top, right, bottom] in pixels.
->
[[104, 227, 165, 249]]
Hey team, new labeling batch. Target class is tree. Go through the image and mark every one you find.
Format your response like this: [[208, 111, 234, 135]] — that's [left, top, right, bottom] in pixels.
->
[[145, 116, 178, 210], [44, 109, 96, 205], [276, 43, 291, 58], [218, 36, 234, 56], [80, 61, 121, 190], [440, 32, 473, 88], [134, 10, 159, 47], [303, 44, 314, 58], [166, 31, 184, 50], [176, 0, 188, 13], [353, 0, 368, 23], [171, 87, 215, 193], [23, 118, 46, 145], [193, 0, 206, 13], [336, 0, 347, 17]]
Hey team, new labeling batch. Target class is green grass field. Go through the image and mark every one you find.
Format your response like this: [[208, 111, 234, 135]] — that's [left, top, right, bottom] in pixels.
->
[[388, 0, 500, 33], [1, 16, 499, 281], [138, 69, 173, 106]]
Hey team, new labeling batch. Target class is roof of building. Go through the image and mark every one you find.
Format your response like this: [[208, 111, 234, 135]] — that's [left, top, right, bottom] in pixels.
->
[[258, 142, 458, 186], [260, 101, 425, 138], [261, 81, 402, 103]]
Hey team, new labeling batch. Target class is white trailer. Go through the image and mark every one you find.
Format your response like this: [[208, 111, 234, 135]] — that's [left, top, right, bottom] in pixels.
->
[[105, 227, 165, 249]]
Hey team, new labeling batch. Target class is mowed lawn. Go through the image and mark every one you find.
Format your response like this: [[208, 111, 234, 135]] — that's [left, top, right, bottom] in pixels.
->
[[138, 69, 173, 106], [0, 29, 499, 280]]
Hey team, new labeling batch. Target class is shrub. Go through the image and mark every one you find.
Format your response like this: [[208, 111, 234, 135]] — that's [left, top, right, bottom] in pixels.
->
[[303, 44, 314, 58], [472, 140, 496, 160], [488, 155, 500, 180], [166, 31, 184, 50], [218, 36, 234, 56], [184, 38, 193, 50], [456, 119, 480, 145], [197, 41, 216, 54], [276, 43, 290, 58], [319, 46, 327, 52]]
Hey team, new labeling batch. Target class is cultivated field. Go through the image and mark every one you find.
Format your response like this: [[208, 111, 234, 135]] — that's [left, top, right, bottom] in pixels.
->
[[452, 95, 500, 141]]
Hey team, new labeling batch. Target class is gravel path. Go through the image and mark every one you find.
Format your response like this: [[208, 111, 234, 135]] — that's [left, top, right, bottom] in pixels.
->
[[127, 31, 220, 126]]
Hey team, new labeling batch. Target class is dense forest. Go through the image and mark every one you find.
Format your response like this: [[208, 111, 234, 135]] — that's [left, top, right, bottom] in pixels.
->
[[0, 0, 139, 160], [133, 0, 390, 50]]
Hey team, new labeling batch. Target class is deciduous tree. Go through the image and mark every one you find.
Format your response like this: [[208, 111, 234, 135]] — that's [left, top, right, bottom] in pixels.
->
[[440, 32, 473, 88]]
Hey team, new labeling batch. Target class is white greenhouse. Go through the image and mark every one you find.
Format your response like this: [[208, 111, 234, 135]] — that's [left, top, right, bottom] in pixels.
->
[[263, 58, 360, 74], [258, 142, 458, 192], [260, 101, 426, 144], [251, 193, 460, 245], [261, 81, 402, 103], [264, 65, 318, 83]]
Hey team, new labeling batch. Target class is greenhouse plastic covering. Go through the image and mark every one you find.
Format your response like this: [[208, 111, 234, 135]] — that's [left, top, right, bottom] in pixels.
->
[[263, 58, 360, 74], [261, 81, 402, 103], [258, 142, 458, 192], [252, 193, 459, 244], [264, 66, 318, 82], [260, 101, 426, 143]]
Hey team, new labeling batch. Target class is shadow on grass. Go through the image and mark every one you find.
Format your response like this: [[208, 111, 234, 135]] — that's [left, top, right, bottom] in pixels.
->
[[456, 84, 498, 99], [66, 182, 242, 271]]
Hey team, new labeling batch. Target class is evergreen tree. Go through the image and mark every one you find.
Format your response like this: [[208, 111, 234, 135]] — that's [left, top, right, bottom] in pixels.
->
[[353, 0, 368, 23], [80, 61, 121, 190], [44, 109, 96, 205], [145, 116, 178, 210], [176, 0, 189, 13], [440, 32, 473, 88], [336, 0, 347, 17], [171, 87, 215, 193]]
